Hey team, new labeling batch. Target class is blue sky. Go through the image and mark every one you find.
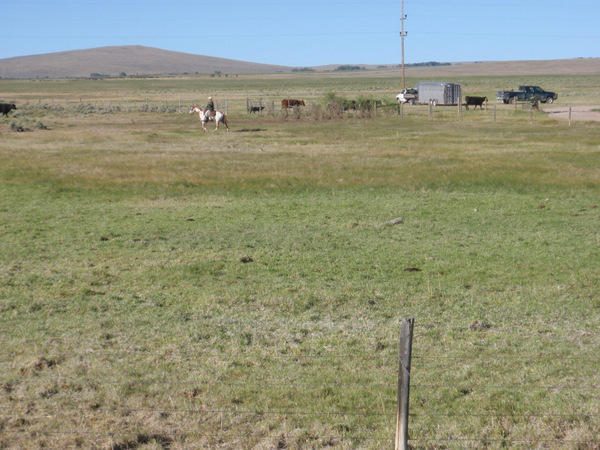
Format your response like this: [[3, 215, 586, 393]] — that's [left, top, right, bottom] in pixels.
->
[[2, 0, 598, 66]]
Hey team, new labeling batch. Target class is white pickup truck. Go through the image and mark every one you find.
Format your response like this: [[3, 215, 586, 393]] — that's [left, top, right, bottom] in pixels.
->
[[395, 88, 418, 105]]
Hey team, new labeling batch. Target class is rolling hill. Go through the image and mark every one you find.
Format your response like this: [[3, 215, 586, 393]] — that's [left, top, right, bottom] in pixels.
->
[[0, 46, 292, 79], [1, 45, 599, 79]]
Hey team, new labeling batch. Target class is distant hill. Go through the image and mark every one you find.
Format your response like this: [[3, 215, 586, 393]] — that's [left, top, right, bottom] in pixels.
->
[[402, 58, 600, 77], [0, 46, 292, 79], [315, 58, 600, 77], [1, 45, 599, 79]]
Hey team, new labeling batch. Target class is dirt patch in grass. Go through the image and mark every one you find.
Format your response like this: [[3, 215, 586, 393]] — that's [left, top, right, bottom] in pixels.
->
[[545, 105, 600, 122]]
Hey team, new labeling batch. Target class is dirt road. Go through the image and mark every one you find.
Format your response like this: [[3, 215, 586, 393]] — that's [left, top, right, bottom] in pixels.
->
[[545, 105, 600, 122]]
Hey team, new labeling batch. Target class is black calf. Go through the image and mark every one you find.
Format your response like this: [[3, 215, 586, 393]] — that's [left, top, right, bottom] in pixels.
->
[[465, 96, 487, 110], [0, 103, 17, 116]]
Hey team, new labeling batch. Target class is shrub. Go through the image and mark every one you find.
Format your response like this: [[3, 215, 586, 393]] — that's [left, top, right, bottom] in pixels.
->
[[320, 93, 346, 119], [72, 103, 121, 115], [136, 103, 176, 113], [9, 121, 25, 132], [334, 65, 364, 71]]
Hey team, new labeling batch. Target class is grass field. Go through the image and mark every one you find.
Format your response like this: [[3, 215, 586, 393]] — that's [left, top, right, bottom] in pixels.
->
[[1, 72, 599, 449]]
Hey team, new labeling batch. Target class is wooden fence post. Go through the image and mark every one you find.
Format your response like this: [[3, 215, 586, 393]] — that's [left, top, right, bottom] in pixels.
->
[[395, 317, 414, 450], [530, 105, 533, 124]]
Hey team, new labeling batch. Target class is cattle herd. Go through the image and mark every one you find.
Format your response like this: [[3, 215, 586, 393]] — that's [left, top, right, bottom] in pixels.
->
[[0, 93, 494, 128], [279, 96, 490, 110]]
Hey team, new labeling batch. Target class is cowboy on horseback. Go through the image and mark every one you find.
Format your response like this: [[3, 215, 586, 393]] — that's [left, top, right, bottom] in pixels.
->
[[189, 104, 229, 132], [205, 96, 215, 118]]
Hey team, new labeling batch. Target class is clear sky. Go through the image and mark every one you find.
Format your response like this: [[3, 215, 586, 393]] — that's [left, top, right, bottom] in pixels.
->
[[2, 0, 598, 66]]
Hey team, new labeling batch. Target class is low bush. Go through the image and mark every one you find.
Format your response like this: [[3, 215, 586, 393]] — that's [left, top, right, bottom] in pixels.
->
[[9, 120, 25, 132]]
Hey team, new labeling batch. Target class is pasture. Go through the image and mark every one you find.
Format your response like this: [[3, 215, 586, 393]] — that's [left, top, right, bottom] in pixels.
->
[[1, 70, 600, 449]]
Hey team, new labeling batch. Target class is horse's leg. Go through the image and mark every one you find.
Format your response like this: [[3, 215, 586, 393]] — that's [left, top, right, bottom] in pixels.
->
[[196, 113, 206, 132], [201, 121, 208, 132], [223, 115, 229, 131]]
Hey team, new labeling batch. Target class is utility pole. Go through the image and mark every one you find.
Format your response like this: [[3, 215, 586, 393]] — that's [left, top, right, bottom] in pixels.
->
[[400, 0, 407, 90]]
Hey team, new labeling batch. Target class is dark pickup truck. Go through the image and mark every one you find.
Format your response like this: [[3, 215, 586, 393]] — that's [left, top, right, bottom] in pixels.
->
[[497, 86, 557, 104]]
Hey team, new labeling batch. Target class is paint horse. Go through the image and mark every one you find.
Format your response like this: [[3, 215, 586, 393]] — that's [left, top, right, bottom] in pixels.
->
[[189, 105, 229, 132]]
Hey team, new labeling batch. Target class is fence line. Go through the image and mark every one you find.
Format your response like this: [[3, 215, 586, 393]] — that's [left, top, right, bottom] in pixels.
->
[[3, 428, 598, 446], [1, 378, 397, 389], [3, 404, 598, 446], [4, 403, 598, 420], [409, 437, 600, 444], [396, 318, 599, 448], [3, 98, 593, 125], [4, 316, 599, 337], [1, 419, 596, 446], [0, 429, 396, 445], [0, 404, 395, 418], [2, 321, 598, 447], [2, 348, 597, 361], [2, 376, 598, 392]]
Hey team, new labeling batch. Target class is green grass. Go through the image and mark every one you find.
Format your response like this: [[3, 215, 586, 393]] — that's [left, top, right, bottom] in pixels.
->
[[1, 75, 599, 448]]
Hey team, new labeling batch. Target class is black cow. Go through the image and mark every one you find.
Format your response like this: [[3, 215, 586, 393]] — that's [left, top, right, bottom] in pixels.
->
[[0, 103, 17, 116], [464, 96, 487, 110], [249, 105, 265, 114]]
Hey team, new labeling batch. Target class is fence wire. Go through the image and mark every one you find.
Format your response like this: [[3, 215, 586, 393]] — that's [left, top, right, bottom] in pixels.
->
[[2, 321, 598, 447]]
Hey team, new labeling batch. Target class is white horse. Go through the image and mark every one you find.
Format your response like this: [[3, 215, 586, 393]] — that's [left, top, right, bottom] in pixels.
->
[[189, 105, 229, 132]]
